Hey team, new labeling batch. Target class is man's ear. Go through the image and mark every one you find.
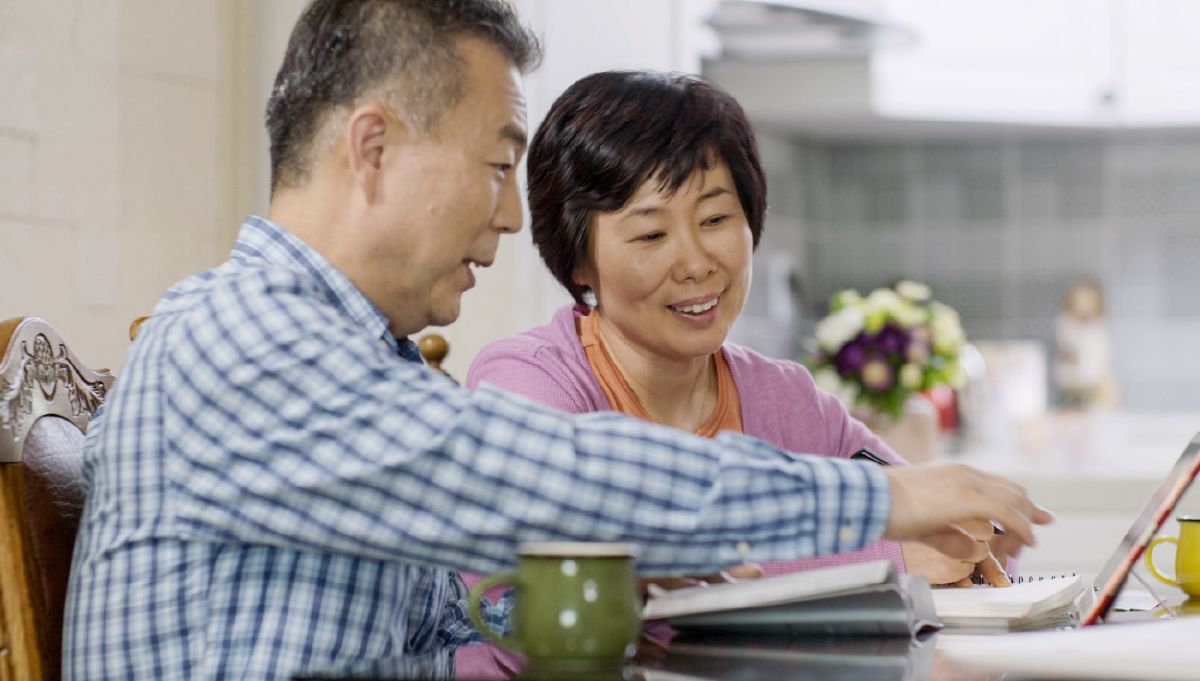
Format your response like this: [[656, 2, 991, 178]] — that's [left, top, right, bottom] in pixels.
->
[[345, 103, 400, 203]]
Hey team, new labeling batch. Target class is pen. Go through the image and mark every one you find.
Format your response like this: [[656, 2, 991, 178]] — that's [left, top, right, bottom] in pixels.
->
[[851, 447, 1005, 536]]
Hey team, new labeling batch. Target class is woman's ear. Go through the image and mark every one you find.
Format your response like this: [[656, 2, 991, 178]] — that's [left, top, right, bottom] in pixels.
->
[[571, 263, 596, 296]]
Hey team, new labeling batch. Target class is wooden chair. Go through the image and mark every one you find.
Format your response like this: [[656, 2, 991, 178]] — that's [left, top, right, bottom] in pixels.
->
[[0, 318, 114, 680], [136, 317, 453, 381], [418, 334, 453, 380]]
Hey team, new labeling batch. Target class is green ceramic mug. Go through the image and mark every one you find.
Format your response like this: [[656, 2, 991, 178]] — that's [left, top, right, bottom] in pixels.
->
[[467, 542, 642, 669]]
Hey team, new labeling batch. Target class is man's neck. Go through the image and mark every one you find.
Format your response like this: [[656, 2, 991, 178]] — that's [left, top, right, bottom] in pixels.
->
[[267, 187, 425, 340]]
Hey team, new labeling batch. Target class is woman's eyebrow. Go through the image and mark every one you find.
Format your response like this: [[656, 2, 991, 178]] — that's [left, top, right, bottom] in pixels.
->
[[697, 186, 733, 202]]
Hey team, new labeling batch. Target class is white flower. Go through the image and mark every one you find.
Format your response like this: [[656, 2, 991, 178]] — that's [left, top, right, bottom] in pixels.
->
[[896, 280, 932, 302], [943, 361, 967, 389], [814, 367, 858, 407], [865, 288, 903, 316], [813, 367, 841, 393], [899, 363, 923, 389], [830, 289, 863, 311], [894, 301, 927, 328], [815, 306, 865, 353], [930, 302, 965, 354]]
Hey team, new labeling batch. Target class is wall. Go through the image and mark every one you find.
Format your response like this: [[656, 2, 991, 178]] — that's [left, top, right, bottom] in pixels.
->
[[239, 0, 724, 377], [0, 0, 248, 372], [771, 132, 1200, 410]]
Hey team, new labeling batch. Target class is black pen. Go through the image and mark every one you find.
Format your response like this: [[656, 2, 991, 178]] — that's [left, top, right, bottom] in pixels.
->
[[851, 447, 1005, 536]]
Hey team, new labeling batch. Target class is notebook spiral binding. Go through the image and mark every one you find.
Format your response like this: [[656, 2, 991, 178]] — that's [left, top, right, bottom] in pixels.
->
[[969, 572, 1078, 585]]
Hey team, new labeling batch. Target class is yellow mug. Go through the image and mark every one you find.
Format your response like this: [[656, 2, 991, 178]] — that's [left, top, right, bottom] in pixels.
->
[[1145, 516, 1200, 598]]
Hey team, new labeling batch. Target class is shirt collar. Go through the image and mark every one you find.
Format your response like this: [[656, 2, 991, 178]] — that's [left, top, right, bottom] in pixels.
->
[[231, 216, 419, 359]]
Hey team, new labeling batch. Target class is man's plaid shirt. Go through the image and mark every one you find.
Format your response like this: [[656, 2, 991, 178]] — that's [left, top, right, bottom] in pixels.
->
[[63, 217, 889, 680]]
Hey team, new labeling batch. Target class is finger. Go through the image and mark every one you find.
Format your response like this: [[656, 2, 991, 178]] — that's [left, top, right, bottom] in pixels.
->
[[973, 498, 1037, 548], [917, 527, 978, 560], [983, 475, 1056, 525], [642, 576, 703, 592], [1032, 504, 1055, 524], [957, 518, 994, 542], [724, 562, 764, 580], [954, 576, 974, 588], [976, 552, 1011, 587]]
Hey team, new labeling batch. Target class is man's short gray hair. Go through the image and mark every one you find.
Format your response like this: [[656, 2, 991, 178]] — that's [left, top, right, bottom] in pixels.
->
[[266, 0, 541, 192]]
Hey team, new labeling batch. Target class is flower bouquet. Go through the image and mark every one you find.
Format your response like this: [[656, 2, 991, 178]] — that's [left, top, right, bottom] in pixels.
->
[[809, 281, 967, 422]]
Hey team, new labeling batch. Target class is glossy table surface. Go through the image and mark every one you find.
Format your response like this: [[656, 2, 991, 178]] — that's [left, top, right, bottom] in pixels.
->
[[295, 598, 1200, 681]]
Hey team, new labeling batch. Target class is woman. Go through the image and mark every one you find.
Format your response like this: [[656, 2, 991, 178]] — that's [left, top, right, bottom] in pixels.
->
[[458, 71, 1010, 677]]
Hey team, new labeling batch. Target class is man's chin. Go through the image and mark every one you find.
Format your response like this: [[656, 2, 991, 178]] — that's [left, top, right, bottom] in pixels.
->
[[429, 302, 462, 329]]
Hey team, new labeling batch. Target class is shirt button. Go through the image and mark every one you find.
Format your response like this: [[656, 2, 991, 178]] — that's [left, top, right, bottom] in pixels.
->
[[839, 526, 856, 543]]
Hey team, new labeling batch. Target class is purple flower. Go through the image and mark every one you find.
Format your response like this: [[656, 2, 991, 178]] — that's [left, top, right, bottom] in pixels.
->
[[834, 334, 869, 377], [875, 323, 910, 360]]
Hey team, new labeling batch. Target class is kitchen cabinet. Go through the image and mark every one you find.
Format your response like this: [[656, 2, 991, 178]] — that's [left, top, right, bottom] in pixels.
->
[[873, 0, 1115, 126], [707, 0, 1200, 133], [1116, 0, 1200, 125]]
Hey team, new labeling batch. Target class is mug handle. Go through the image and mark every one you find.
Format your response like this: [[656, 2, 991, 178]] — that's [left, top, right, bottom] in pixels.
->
[[468, 572, 524, 654], [1145, 537, 1181, 587]]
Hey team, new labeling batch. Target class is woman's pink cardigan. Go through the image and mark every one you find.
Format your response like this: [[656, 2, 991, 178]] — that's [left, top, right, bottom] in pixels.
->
[[456, 305, 908, 678]]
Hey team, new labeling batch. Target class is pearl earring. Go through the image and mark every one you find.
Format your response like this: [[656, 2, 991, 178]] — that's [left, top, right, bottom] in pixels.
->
[[581, 289, 597, 307]]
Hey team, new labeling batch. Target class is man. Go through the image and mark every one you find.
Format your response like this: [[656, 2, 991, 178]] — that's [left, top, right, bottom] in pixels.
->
[[63, 1, 1050, 679]]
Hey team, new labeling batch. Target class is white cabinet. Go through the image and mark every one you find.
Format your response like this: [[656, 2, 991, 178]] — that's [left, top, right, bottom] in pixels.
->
[[1116, 0, 1200, 125], [874, 0, 1115, 126], [708, 0, 1200, 133]]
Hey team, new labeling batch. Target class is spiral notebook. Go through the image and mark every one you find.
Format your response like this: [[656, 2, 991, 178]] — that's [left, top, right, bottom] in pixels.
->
[[931, 573, 1086, 630]]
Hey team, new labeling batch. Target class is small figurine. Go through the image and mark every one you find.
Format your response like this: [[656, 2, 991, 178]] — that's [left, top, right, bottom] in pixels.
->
[[1053, 278, 1115, 409]]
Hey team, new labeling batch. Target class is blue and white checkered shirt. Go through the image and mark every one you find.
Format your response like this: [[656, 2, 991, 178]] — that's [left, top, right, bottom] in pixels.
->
[[64, 217, 890, 680]]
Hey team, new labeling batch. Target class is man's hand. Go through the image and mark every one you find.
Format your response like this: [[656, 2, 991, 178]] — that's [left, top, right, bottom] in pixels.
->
[[901, 519, 1011, 587], [639, 562, 763, 598], [883, 463, 1054, 561]]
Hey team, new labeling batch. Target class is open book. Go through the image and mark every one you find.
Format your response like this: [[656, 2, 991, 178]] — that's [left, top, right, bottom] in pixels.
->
[[931, 574, 1086, 630], [641, 560, 941, 638], [640, 635, 935, 681]]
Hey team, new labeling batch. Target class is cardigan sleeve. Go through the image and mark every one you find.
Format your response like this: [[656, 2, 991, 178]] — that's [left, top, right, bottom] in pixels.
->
[[466, 339, 594, 415]]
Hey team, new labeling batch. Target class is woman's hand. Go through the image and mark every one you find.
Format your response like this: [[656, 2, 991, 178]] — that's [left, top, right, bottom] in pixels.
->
[[901, 519, 1011, 587]]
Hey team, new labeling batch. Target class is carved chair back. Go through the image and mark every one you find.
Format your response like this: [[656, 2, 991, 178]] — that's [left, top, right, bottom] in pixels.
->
[[0, 318, 114, 680]]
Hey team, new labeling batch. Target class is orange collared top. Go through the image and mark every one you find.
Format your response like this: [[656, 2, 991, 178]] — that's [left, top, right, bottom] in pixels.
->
[[577, 310, 743, 437]]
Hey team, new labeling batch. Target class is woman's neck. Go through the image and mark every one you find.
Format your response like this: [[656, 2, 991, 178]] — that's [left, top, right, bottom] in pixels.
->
[[593, 313, 717, 432]]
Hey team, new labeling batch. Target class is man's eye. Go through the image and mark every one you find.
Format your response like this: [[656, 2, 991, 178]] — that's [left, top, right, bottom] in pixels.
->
[[637, 232, 665, 242], [492, 163, 513, 175]]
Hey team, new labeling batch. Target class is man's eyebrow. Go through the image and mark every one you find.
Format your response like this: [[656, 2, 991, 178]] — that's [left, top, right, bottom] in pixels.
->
[[500, 123, 527, 149]]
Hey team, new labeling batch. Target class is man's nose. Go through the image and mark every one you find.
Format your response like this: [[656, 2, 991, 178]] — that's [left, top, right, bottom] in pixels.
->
[[492, 176, 523, 234]]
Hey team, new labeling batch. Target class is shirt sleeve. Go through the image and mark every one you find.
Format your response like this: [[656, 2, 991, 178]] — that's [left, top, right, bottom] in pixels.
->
[[161, 271, 891, 575]]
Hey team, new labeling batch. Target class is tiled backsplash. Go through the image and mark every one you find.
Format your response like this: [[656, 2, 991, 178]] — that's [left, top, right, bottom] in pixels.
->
[[746, 133, 1200, 411]]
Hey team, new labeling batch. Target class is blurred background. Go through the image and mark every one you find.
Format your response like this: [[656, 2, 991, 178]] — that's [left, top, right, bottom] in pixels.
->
[[3, 0, 1200, 578]]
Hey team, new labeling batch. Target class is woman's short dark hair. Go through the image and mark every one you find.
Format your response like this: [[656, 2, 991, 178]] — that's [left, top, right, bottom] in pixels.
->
[[527, 71, 767, 305]]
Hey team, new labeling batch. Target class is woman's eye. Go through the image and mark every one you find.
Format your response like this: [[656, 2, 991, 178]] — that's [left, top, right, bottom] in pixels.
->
[[637, 231, 665, 243], [702, 214, 728, 227], [492, 163, 513, 176]]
